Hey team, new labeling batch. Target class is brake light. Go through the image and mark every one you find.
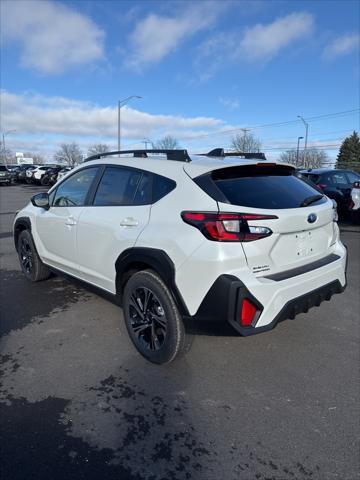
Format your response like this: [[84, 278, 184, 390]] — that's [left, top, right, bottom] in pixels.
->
[[241, 298, 257, 326], [181, 212, 277, 242], [318, 184, 327, 190]]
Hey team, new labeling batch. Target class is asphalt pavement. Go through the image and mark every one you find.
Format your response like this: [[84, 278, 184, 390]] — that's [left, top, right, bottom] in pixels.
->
[[0, 184, 359, 480]]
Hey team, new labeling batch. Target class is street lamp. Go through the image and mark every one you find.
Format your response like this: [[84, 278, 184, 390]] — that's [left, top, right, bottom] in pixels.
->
[[118, 96, 142, 151], [296, 136, 304, 165], [297, 115, 309, 167], [143, 138, 152, 149], [2, 129, 16, 166]]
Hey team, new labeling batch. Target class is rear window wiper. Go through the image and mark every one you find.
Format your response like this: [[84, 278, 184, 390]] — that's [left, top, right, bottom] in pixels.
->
[[300, 194, 324, 207]]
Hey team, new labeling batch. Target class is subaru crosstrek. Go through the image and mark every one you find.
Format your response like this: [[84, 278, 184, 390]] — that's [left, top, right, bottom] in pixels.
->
[[14, 149, 347, 363]]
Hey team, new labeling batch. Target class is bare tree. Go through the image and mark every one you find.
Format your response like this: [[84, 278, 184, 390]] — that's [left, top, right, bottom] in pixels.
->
[[155, 135, 179, 150], [54, 142, 83, 167], [0, 145, 15, 164], [231, 131, 261, 153], [87, 144, 110, 157], [279, 148, 328, 169]]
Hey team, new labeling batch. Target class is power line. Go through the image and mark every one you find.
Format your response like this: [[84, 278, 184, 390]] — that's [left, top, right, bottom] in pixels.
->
[[179, 108, 359, 142]]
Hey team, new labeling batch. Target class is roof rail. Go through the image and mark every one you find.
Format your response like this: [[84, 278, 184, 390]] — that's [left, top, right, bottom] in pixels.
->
[[84, 149, 191, 163], [202, 148, 267, 160]]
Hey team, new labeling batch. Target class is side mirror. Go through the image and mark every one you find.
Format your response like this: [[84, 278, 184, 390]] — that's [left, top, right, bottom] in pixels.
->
[[31, 192, 50, 209]]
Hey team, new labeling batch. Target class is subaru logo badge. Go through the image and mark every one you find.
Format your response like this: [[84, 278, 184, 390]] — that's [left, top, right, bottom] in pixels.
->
[[307, 213, 317, 223]]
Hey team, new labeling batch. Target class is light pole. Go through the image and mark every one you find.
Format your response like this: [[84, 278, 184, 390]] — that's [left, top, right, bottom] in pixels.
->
[[143, 138, 152, 149], [118, 96, 142, 152], [2, 129, 16, 166], [297, 115, 309, 167], [296, 136, 304, 165]]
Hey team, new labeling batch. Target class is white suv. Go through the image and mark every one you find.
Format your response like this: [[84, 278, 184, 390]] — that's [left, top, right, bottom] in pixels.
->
[[14, 149, 347, 363], [26, 165, 51, 183]]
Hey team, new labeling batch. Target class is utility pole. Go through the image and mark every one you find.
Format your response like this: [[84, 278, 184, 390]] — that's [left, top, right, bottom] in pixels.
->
[[297, 115, 309, 167], [296, 136, 304, 165], [143, 138, 152, 149], [2, 130, 16, 167], [117, 96, 142, 152]]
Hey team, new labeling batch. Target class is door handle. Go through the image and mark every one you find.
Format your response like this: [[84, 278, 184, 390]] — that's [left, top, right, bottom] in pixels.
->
[[65, 216, 77, 226], [120, 217, 139, 227]]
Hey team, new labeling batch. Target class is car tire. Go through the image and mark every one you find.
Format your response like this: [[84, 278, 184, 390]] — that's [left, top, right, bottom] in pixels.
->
[[26, 178, 33, 184], [123, 269, 185, 364], [17, 230, 51, 282], [41, 176, 50, 186]]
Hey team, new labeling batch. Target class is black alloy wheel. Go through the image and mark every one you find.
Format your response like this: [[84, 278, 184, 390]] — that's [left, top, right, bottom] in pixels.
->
[[123, 270, 185, 364], [17, 230, 51, 282], [128, 287, 167, 351], [20, 236, 33, 274]]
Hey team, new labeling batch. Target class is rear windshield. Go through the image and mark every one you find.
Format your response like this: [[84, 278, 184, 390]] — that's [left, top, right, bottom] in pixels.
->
[[201, 165, 327, 209], [301, 173, 320, 183]]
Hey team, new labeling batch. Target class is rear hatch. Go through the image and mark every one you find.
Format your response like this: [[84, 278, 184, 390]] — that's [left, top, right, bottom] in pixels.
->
[[193, 163, 337, 277]]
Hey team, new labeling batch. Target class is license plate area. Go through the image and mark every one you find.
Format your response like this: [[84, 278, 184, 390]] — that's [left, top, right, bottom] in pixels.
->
[[270, 227, 331, 267]]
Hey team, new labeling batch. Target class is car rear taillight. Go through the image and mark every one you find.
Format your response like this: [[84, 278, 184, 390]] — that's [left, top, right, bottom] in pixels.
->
[[181, 211, 278, 242], [318, 184, 327, 190], [240, 298, 258, 326]]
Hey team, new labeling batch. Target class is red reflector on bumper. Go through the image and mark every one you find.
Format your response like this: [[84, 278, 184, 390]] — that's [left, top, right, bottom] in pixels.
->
[[241, 298, 257, 326]]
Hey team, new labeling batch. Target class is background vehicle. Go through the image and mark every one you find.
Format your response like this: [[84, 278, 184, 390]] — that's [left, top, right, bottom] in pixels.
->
[[41, 166, 63, 186], [26, 165, 55, 184], [56, 167, 72, 182], [350, 181, 360, 223], [300, 168, 360, 215], [14, 149, 347, 364], [0, 165, 15, 185], [5, 165, 20, 183], [17, 165, 37, 183]]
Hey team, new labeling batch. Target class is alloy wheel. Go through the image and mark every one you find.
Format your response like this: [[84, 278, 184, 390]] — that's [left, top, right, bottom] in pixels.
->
[[128, 287, 167, 351], [20, 238, 33, 274]]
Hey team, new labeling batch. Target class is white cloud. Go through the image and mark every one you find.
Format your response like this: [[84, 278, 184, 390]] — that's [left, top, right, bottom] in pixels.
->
[[239, 12, 314, 62], [219, 97, 240, 110], [195, 12, 314, 80], [124, 2, 226, 70], [323, 33, 360, 60], [1, 0, 105, 74], [0, 90, 226, 155]]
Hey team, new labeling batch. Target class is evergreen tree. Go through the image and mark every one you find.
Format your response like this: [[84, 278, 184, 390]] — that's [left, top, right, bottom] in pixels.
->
[[336, 131, 360, 171]]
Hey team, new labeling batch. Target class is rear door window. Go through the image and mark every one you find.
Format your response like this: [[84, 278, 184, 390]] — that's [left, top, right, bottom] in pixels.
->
[[204, 166, 326, 209], [346, 171, 360, 184], [331, 172, 348, 185], [93, 167, 142, 206]]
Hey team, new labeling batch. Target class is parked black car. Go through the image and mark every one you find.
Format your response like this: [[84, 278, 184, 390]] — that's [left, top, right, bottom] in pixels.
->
[[0, 165, 15, 185], [300, 168, 360, 214], [5, 165, 21, 183], [40, 166, 63, 186]]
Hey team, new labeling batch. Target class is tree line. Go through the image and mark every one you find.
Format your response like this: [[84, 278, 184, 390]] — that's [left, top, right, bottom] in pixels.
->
[[1, 131, 359, 171]]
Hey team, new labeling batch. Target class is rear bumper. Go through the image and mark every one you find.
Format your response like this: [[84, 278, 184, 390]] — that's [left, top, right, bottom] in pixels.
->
[[192, 246, 347, 335], [234, 279, 344, 336]]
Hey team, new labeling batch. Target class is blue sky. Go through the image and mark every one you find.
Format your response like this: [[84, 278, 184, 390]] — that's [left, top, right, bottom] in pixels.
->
[[1, 0, 359, 161]]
